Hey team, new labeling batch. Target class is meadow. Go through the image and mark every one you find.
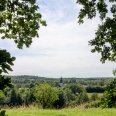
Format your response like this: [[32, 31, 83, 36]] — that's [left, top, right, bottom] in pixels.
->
[[87, 93, 103, 98], [5, 108, 116, 116]]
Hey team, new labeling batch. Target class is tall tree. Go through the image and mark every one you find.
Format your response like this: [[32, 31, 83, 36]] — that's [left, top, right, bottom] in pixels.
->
[[68, 83, 85, 95], [53, 88, 65, 109], [34, 84, 58, 108], [0, 0, 46, 90], [101, 69, 116, 108], [9, 89, 17, 106], [0, 0, 47, 49], [101, 78, 116, 108], [77, 0, 116, 63], [0, 0, 46, 114]]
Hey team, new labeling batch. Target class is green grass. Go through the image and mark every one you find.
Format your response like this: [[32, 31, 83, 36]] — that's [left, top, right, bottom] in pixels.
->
[[5, 108, 116, 116], [87, 93, 103, 98]]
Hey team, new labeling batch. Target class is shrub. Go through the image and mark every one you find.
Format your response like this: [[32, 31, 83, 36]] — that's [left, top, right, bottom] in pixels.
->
[[0, 109, 8, 116], [85, 101, 100, 108]]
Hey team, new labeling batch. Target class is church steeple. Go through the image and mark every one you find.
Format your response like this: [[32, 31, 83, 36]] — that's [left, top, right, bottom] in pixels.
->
[[60, 76, 63, 87], [60, 76, 63, 83]]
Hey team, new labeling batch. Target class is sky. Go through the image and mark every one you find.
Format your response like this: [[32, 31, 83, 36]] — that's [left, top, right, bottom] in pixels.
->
[[1, 0, 116, 78]]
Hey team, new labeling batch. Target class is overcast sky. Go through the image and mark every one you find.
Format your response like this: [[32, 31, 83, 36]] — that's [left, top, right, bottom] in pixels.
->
[[1, 0, 116, 78]]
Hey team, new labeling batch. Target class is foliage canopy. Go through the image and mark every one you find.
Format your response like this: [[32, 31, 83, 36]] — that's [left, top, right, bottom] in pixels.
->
[[0, 0, 47, 49], [0, 0, 46, 113], [101, 78, 116, 108], [0, 49, 15, 74], [34, 84, 59, 108], [0, 0, 46, 91], [77, 0, 116, 63], [101, 69, 116, 108]]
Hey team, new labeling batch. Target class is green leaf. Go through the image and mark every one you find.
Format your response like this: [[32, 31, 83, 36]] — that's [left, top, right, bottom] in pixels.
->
[[11, 57, 16, 61], [0, 49, 15, 74], [77, 0, 116, 63], [0, 90, 4, 97]]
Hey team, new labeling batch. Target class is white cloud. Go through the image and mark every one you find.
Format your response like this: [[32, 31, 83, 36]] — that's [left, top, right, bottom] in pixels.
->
[[1, 0, 116, 78]]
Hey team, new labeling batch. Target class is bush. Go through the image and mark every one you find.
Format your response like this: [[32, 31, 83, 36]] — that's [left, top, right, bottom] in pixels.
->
[[76, 92, 89, 105], [0, 109, 8, 116], [85, 101, 100, 108], [100, 78, 116, 108], [90, 93, 98, 101]]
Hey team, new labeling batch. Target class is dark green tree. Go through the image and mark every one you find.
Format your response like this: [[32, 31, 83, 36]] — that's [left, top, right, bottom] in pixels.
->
[[18, 88, 32, 106], [0, 50, 15, 75], [17, 93, 23, 106], [29, 88, 36, 103], [63, 88, 76, 106], [0, 75, 13, 90], [68, 83, 85, 95], [77, 0, 116, 63], [76, 92, 89, 104], [9, 89, 18, 106], [53, 89, 65, 109], [0, 109, 8, 116], [0, 49, 15, 94], [100, 70, 116, 108], [101, 78, 116, 108], [0, 0, 46, 90], [0, 0, 46, 114], [0, 0, 47, 49], [0, 49, 15, 116], [24, 93, 31, 106]]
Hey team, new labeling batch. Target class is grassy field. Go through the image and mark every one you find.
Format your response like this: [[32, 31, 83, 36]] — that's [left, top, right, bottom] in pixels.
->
[[5, 108, 116, 116], [87, 93, 103, 98]]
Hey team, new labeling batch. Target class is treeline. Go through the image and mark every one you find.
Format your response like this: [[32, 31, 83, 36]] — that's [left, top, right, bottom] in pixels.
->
[[10, 75, 111, 93], [9, 75, 112, 87], [0, 76, 113, 109], [0, 83, 100, 108], [86, 86, 104, 93]]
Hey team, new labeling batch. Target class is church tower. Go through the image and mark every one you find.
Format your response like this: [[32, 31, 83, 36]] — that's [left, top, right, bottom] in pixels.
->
[[60, 76, 64, 87]]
